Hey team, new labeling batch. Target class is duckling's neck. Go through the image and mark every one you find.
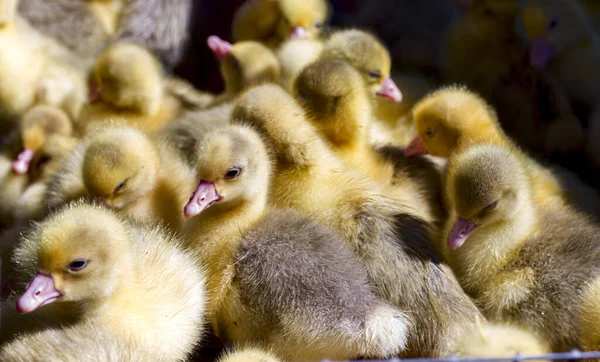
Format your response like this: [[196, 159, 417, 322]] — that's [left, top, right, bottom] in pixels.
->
[[451, 198, 538, 291], [325, 95, 371, 154]]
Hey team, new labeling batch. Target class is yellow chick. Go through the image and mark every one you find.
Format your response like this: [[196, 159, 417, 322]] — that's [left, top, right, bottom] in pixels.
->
[[207, 35, 280, 105], [45, 126, 195, 231], [454, 321, 551, 361], [9, 202, 206, 360], [218, 347, 281, 362], [444, 142, 600, 351], [78, 42, 182, 135], [405, 86, 600, 218], [294, 59, 439, 224], [276, 38, 323, 92], [231, 84, 484, 358], [231, 0, 329, 47], [183, 125, 408, 360]]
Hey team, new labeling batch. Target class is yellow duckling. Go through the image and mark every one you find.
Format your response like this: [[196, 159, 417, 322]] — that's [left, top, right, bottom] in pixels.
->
[[276, 38, 323, 92], [231, 0, 330, 47], [231, 84, 483, 358], [8, 202, 206, 360], [45, 126, 195, 231], [183, 125, 408, 360], [218, 347, 281, 362], [405, 86, 600, 218], [444, 142, 600, 351]]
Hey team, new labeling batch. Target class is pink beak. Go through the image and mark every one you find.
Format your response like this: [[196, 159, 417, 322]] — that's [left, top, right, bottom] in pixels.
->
[[12, 148, 35, 174], [530, 37, 554, 68], [184, 180, 222, 218], [376, 77, 402, 103], [16, 273, 62, 314], [448, 217, 478, 250], [290, 26, 308, 39], [88, 81, 101, 103], [404, 137, 428, 158], [207, 35, 233, 61]]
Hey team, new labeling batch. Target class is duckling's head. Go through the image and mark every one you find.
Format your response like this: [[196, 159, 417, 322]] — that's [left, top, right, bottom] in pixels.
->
[[521, 0, 595, 68], [184, 125, 270, 218], [92, 42, 163, 115], [16, 204, 133, 314], [294, 59, 370, 146], [445, 144, 530, 250], [405, 86, 500, 158], [82, 127, 159, 209], [275, 0, 329, 41], [232, 84, 320, 167], [12, 105, 72, 175], [320, 29, 402, 103], [207, 36, 280, 95], [29, 135, 78, 183]]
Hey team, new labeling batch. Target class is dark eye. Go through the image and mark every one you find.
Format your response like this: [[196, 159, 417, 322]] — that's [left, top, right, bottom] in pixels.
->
[[35, 155, 51, 170], [549, 17, 558, 29], [425, 128, 434, 137], [315, 21, 323, 29], [114, 179, 127, 194], [369, 70, 381, 79], [224, 167, 241, 179], [482, 201, 498, 212], [296, 91, 308, 101], [231, 56, 240, 70], [67, 258, 88, 271]]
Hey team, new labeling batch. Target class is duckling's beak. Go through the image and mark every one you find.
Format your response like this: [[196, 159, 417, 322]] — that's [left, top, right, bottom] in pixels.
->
[[88, 81, 101, 103], [207, 35, 233, 61], [184, 180, 222, 218], [290, 26, 308, 39], [16, 273, 62, 314], [404, 137, 427, 157], [448, 217, 478, 250], [12, 148, 35, 174], [529, 37, 554, 68], [376, 77, 403, 103]]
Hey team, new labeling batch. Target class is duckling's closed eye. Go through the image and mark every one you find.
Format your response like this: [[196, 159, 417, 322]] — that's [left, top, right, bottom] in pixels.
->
[[113, 179, 128, 194], [368, 70, 381, 80], [480, 201, 498, 214], [67, 258, 88, 272], [225, 167, 242, 180]]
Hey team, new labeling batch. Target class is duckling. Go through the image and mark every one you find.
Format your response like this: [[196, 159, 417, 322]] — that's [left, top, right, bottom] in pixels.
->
[[454, 321, 551, 360], [18, 0, 193, 70], [45, 126, 194, 231], [11, 105, 72, 175], [231, 84, 484, 358], [207, 35, 280, 105], [78, 42, 182, 135], [294, 59, 438, 224], [9, 202, 206, 360], [581, 277, 600, 352], [406, 86, 600, 217], [276, 38, 323, 92], [231, 0, 329, 47], [1, 320, 169, 362], [443, 142, 600, 351], [218, 347, 281, 362], [183, 124, 408, 360]]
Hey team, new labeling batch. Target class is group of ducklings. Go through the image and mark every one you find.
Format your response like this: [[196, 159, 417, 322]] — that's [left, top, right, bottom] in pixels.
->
[[0, 0, 599, 361]]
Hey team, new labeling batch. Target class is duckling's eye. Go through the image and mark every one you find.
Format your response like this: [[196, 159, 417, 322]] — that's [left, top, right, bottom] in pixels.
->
[[231, 56, 241, 71], [315, 21, 323, 29], [113, 179, 128, 194], [482, 201, 498, 212], [34, 155, 51, 170], [369, 70, 381, 79], [224, 167, 241, 179], [67, 258, 88, 272], [549, 17, 558, 29], [425, 128, 434, 137]]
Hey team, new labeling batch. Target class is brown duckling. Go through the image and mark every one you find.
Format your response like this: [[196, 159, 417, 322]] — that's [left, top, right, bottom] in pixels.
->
[[444, 142, 600, 351], [231, 84, 483, 358], [182, 125, 408, 360], [8, 202, 206, 360]]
